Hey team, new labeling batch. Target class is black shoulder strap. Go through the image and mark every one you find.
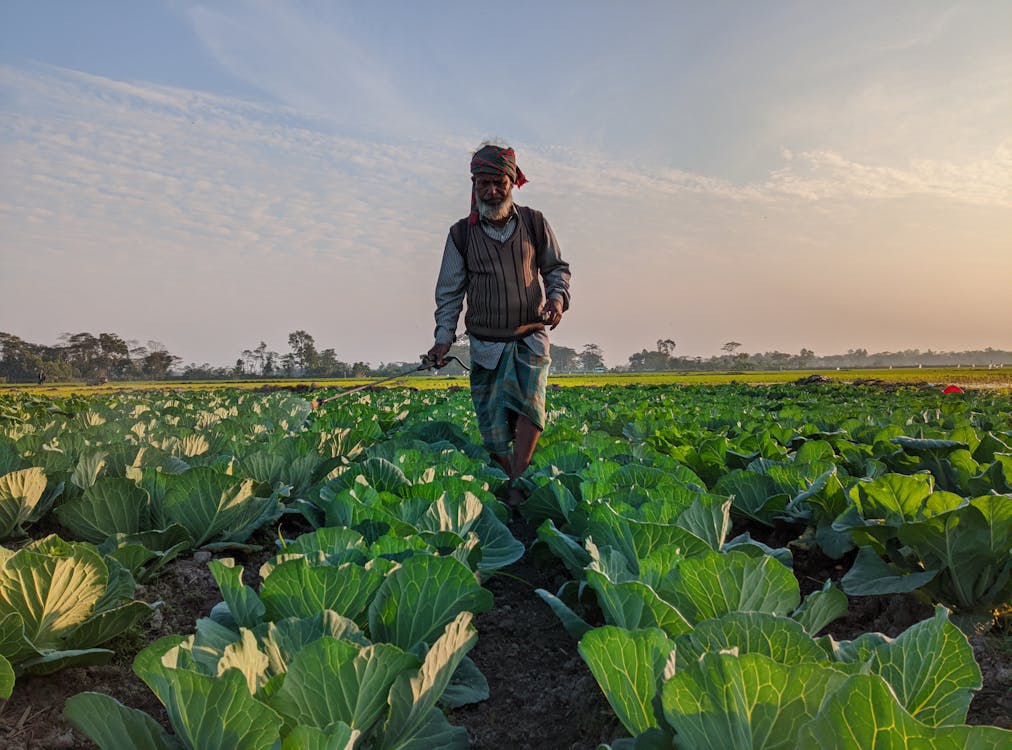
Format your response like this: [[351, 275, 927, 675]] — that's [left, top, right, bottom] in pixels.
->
[[449, 218, 469, 257], [517, 206, 548, 260]]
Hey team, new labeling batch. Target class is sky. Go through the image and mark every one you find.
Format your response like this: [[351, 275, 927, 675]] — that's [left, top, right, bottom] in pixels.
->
[[1, 1, 1010, 368]]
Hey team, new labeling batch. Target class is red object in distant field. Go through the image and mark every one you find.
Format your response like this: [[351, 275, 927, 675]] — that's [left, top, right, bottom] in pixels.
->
[[943, 385, 964, 394]]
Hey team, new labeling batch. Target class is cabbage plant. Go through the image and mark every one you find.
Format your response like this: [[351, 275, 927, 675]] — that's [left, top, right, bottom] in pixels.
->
[[0, 534, 155, 694], [55, 466, 286, 558], [584, 608, 1011, 749], [66, 611, 479, 750], [0, 466, 59, 540], [837, 473, 1012, 619]]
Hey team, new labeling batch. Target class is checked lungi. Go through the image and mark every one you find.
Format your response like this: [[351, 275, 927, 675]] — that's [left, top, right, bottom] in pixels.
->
[[470, 340, 550, 455]]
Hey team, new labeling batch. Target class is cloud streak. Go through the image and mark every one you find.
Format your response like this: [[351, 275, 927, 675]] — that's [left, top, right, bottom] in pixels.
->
[[2, 62, 1010, 367]]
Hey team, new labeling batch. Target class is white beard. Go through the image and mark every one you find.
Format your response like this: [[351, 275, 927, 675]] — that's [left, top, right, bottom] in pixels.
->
[[476, 192, 513, 222]]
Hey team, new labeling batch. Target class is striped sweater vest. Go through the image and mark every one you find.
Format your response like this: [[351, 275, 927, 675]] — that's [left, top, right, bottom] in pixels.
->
[[453, 206, 548, 341]]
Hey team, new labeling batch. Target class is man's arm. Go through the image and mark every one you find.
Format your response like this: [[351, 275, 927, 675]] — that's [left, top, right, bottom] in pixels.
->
[[432, 232, 467, 352], [537, 219, 571, 312], [535, 218, 570, 329]]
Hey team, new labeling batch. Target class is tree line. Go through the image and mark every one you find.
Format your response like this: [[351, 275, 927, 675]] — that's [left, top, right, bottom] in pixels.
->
[[1, 330, 1007, 384], [622, 339, 1010, 372]]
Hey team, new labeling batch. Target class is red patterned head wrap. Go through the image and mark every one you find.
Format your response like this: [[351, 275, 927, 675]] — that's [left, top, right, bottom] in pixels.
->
[[469, 145, 527, 225]]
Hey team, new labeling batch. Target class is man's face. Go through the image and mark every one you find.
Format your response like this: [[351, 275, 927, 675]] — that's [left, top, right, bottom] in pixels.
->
[[474, 174, 513, 221]]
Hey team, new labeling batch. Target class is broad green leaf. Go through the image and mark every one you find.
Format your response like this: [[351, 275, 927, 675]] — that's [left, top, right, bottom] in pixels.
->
[[847, 474, 962, 527], [280, 724, 360, 750], [0, 654, 12, 698], [134, 634, 196, 703], [0, 610, 36, 665], [161, 467, 281, 547], [282, 526, 366, 563], [520, 480, 578, 525], [20, 646, 116, 675], [792, 581, 849, 635], [841, 547, 939, 596], [797, 673, 1012, 749], [898, 495, 1012, 611], [661, 651, 848, 750], [713, 470, 787, 525], [586, 569, 692, 638], [71, 451, 108, 490], [0, 545, 107, 649], [578, 626, 675, 737], [721, 533, 793, 568], [535, 588, 593, 641], [536, 519, 591, 577], [187, 616, 244, 674], [0, 467, 48, 538], [337, 457, 411, 494], [439, 655, 489, 708], [673, 495, 732, 551], [99, 525, 194, 581], [470, 504, 525, 571], [674, 612, 829, 668], [586, 503, 713, 572], [208, 559, 265, 629], [270, 637, 419, 734], [869, 606, 982, 726], [260, 558, 386, 624], [160, 669, 283, 750], [368, 555, 492, 651], [218, 628, 270, 694], [69, 600, 154, 650], [56, 477, 151, 544], [378, 611, 476, 750], [65, 691, 182, 750], [260, 611, 369, 677], [662, 551, 800, 625], [892, 436, 969, 455], [415, 492, 483, 537]]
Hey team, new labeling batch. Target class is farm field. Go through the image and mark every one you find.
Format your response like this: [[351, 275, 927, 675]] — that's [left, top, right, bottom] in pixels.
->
[[3, 365, 1011, 398], [0, 381, 1009, 748]]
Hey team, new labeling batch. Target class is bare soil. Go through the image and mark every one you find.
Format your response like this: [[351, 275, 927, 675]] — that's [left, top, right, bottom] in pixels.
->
[[0, 516, 1008, 749]]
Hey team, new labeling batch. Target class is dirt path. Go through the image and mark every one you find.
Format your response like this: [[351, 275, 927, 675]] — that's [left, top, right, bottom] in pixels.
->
[[448, 516, 621, 749]]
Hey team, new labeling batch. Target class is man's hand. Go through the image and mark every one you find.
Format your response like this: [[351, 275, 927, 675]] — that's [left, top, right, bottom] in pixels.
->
[[539, 298, 564, 329], [427, 342, 451, 367]]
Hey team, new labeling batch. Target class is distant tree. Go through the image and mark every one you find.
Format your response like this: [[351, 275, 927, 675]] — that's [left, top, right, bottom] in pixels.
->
[[60, 332, 101, 377], [140, 343, 180, 379], [628, 348, 670, 371], [580, 343, 605, 372], [551, 344, 579, 373], [288, 330, 318, 375], [351, 361, 371, 377], [768, 351, 792, 369], [629, 338, 678, 371], [0, 332, 45, 381], [97, 333, 131, 378], [241, 347, 258, 375], [249, 341, 269, 375], [316, 348, 351, 377], [721, 341, 742, 355]]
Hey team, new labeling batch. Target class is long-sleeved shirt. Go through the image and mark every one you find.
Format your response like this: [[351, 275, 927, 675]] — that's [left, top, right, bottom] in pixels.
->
[[434, 205, 570, 369]]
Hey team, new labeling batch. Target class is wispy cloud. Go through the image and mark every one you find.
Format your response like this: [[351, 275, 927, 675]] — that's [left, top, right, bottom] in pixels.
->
[[182, 1, 439, 138], [2, 63, 1010, 366]]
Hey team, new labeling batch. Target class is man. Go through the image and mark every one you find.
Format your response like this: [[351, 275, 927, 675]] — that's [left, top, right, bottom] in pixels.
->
[[427, 142, 571, 508]]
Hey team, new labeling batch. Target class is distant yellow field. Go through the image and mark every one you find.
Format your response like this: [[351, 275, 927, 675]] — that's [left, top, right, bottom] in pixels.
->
[[3, 366, 1009, 397]]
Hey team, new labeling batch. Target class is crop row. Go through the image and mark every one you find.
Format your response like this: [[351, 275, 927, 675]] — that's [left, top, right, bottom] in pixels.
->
[[0, 383, 1010, 748]]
